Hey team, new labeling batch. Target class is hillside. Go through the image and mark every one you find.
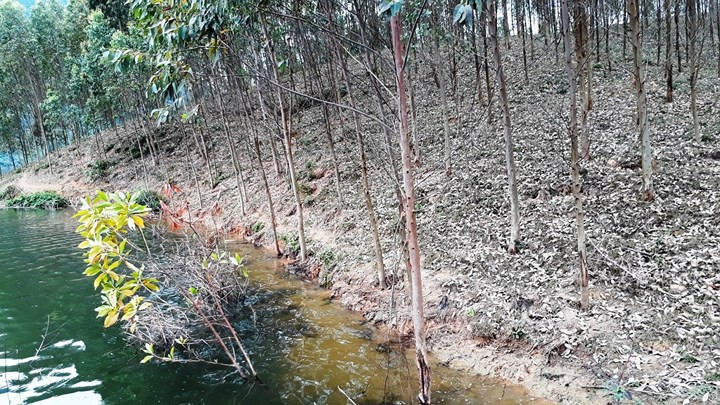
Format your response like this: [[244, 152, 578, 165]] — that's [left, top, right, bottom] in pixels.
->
[[2, 33, 719, 403]]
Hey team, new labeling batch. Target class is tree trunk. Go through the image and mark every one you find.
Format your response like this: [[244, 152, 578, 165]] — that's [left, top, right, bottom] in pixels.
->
[[623, 0, 628, 58], [629, 0, 655, 201], [502, 0, 512, 49], [489, 0, 522, 253], [518, 0, 529, 82], [433, 36, 453, 175], [390, 14, 430, 405], [665, 0, 674, 102], [262, 22, 308, 261], [574, 0, 592, 160], [562, 0, 591, 310], [253, 136, 282, 256], [688, 0, 701, 142], [676, 0, 682, 71], [330, 25, 387, 289], [211, 76, 247, 215]]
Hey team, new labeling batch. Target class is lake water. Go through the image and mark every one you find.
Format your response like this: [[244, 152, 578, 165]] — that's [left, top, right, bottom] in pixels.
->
[[0, 209, 549, 404]]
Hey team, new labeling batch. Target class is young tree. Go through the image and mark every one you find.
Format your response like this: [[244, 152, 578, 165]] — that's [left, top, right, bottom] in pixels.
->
[[488, 0, 522, 253], [687, 0, 702, 142], [665, 0, 674, 102], [573, 0, 592, 159], [561, 0, 591, 309], [629, 0, 655, 200], [381, 1, 431, 402]]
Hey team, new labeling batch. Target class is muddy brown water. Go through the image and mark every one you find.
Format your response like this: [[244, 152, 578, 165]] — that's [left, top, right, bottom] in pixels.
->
[[0, 209, 550, 404]]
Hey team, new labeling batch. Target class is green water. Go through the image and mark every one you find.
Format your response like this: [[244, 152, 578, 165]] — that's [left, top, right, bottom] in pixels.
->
[[0, 210, 549, 404]]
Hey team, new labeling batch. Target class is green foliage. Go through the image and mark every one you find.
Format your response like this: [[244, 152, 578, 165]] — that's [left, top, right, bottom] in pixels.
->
[[84, 159, 112, 181], [298, 182, 313, 196], [250, 221, 265, 233], [318, 246, 336, 268], [378, 0, 404, 16], [8, 191, 69, 209], [280, 233, 301, 257], [0, 185, 20, 200], [604, 380, 633, 403], [74, 190, 157, 330], [134, 189, 163, 212]]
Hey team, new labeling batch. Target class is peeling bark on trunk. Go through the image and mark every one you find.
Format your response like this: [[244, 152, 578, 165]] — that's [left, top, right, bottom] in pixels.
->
[[629, 0, 655, 201], [562, 0, 591, 310], [390, 14, 430, 405]]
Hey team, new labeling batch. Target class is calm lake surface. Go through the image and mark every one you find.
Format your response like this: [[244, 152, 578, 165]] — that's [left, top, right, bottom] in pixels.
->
[[0, 209, 549, 404]]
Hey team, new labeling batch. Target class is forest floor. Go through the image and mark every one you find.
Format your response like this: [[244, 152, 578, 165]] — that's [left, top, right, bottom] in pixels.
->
[[2, 41, 720, 404]]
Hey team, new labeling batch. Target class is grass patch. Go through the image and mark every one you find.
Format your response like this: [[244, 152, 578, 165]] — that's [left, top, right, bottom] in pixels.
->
[[84, 159, 112, 181], [8, 191, 69, 209], [250, 222, 265, 233], [280, 233, 302, 257], [134, 189, 164, 212], [318, 246, 336, 267]]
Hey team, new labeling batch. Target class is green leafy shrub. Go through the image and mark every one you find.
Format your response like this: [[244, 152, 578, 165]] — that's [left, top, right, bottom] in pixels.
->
[[298, 182, 314, 196], [85, 159, 112, 181], [280, 233, 301, 256], [0, 185, 21, 200], [250, 221, 265, 233], [318, 246, 336, 267], [74, 191, 156, 329], [134, 189, 164, 212], [8, 191, 69, 209]]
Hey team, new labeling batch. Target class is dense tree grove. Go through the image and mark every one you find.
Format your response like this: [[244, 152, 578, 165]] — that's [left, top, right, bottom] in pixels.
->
[[2, 0, 719, 401]]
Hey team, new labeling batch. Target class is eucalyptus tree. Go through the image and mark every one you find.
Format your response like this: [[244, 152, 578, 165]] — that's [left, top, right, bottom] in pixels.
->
[[323, 0, 387, 288], [629, 0, 655, 201], [380, 1, 431, 402], [573, 0, 592, 159], [561, 0, 590, 309], [687, 0, 702, 142], [485, 0, 522, 253], [0, 0, 52, 171], [665, 0, 673, 102]]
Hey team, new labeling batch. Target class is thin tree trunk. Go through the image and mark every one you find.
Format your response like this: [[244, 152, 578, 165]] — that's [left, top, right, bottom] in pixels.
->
[[261, 23, 308, 261], [574, 0, 592, 159], [330, 22, 387, 288], [666, 0, 674, 102], [211, 76, 247, 215], [490, 0, 522, 253], [676, 0, 682, 71], [688, 0, 701, 142], [629, 0, 655, 200], [253, 136, 282, 256], [502, 0, 512, 49], [562, 0, 591, 310], [390, 14, 430, 405], [436, 42, 453, 176]]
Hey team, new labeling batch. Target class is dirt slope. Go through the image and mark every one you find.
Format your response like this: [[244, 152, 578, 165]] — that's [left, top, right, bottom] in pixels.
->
[[2, 43, 719, 404]]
